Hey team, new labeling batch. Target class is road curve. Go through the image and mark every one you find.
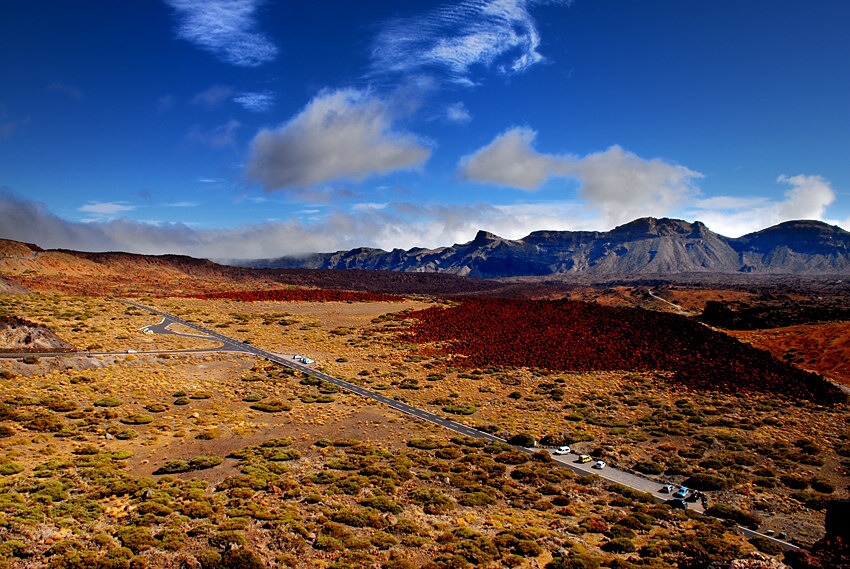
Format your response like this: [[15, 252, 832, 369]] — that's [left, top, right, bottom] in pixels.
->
[[124, 300, 798, 551]]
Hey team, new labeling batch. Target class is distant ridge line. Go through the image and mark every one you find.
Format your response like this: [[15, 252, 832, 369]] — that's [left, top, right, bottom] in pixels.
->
[[238, 217, 850, 278]]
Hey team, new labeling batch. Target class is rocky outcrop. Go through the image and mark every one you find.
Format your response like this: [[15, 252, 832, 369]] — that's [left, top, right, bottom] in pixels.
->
[[244, 218, 850, 277]]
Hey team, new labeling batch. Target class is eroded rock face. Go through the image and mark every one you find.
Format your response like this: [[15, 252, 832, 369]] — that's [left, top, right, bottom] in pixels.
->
[[709, 552, 790, 569], [244, 218, 850, 277], [0, 316, 74, 352]]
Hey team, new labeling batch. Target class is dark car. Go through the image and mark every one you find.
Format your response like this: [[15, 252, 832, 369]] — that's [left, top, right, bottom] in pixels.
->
[[665, 498, 688, 510]]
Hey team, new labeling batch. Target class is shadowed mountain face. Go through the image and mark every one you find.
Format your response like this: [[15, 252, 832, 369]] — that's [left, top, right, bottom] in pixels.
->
[[242, 218, 850, 278]]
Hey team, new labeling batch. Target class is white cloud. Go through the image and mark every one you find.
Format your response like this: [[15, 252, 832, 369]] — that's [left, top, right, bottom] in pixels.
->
[[565, 145, 701, 226], [445, 102, 472, 124], [245, 89, 431, 191], [192, 85, 234, 107], [1, 187, 845, 262], [186, 119, 241, 148], [164, 0, 277, 67], [78, 202, 137, 215], [372, 0, 568, 84], [459, 127, 702, 227], [234, 91, 275, 112], [687, 174, 838, 237], [459, 127, 559, 189]]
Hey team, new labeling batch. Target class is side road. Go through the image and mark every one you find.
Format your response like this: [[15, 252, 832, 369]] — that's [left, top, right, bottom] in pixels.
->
[[125, 301, 801, 552], [4, 300, 798, 552]]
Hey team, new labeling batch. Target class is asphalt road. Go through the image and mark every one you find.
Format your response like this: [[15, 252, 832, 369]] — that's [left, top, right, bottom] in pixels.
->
[[118, 301, 799, 551]]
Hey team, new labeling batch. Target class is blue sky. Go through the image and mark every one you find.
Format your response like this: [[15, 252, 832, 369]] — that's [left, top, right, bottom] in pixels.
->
[[1, 0, 848, 260]]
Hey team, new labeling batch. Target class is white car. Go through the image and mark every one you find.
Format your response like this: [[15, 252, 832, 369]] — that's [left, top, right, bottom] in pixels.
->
[[554, 446, 571, 455], [593, 460, 606, 469]]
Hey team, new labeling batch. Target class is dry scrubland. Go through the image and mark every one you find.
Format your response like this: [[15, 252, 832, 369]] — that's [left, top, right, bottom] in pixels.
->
[[0, 292, 846, 568]]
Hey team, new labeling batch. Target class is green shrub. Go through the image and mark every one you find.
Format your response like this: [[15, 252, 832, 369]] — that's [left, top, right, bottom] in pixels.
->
[[633, 460, 664, 475], [507, 433, 536, 447], [601, 537, 636, 553], [173, 397, 190, 405], [407, 438, 444, 450], [705, 503, 761, 529], [442, 402, 477, 415], [0, 463, 24, 476], [748, 535, 784, 556], [144, 403, 168, 413], [250, 400, 291, 413], [115, 429, 138, 440], [94, 397, 123, 408], [208, 530, 247, 550], [360, 495, 403, 514], [810, 479, 834, 494], [684, 472, 729, 490], [115, 526, 155, 553], [120, 413, 153, 425], [458, 491, 496, 507]]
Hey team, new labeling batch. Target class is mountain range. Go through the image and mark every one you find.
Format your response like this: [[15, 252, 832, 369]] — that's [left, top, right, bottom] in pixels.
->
[[240, 218, 850, 278]]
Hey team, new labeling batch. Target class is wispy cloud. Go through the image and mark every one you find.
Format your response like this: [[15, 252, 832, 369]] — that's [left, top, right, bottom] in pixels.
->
[[246, 88, 431, 192], [1, 188, 845, 262], [186, 119, 241, 148], [78, 201, 137, 216], [165, 201, 200, 208], [48, 81, 84, 100], [234, 91, 275, 112], [371, 0, 568, 84], [445, 102, 472, 124], [0, 117, 30, 140], [191, 85, 234, 107], [157, 94, 176, 112], [164, 0, 278, 67]]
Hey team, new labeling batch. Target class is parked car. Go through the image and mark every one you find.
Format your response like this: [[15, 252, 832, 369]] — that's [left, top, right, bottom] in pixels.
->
[[594, 460, 606, 469], [578, 454, 592, 463], [673, 486, 690, 499], [665, 498, 688, 510], [554, 446, 571, 455], [660, 484, 676, 494]]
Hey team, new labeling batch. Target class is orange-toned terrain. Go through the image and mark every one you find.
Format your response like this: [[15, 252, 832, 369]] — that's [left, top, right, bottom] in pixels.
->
[[0, 239, 848, 568]]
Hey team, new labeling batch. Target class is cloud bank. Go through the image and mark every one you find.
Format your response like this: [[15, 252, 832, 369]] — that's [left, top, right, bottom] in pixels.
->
[[165, 0, 277, 67], [459, 127, 702, 226], [246, 89, 431, 191], [372, 0, 567, 84], [2, 182, 843, 263], [687, 174, 837, 237]]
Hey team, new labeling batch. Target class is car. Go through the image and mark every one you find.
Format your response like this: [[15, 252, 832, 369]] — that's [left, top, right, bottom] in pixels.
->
[[593, 460, 606, 469], [673, 486, 690, 499], [660, 484, 676, 494], [554, 446, 571, 455], [665, 498, 688, 510], [578, 454, 592, 463]]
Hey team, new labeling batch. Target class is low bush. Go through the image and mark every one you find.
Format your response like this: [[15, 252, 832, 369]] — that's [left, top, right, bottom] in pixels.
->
[[705, 503, 761, 529], [120, 413, 153, 425], [250, 400, 291, 412]]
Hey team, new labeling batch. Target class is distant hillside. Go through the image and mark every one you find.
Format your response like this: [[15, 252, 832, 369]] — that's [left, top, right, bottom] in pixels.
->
[[241, 218, 850, 277], [0, 240, 504, 297]]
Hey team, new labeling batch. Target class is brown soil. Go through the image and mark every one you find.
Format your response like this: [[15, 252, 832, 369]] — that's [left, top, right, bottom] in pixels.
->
[[730, 322, 850, 387]]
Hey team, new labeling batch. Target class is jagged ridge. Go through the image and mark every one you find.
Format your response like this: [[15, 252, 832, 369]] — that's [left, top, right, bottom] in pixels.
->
[[242, 218, 850, 277]]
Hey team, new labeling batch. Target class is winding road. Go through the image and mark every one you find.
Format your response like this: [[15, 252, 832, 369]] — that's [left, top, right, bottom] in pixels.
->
[[124, 301, 800, 551], [2, 300, 800, 551]]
